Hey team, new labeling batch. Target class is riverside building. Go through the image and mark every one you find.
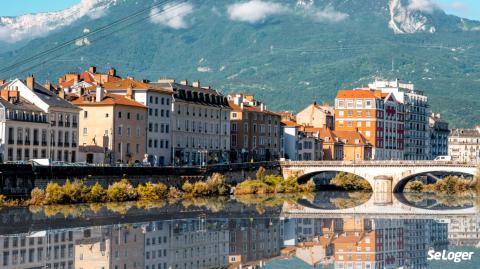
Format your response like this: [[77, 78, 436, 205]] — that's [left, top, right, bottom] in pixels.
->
[[368, 79, 429, 160], [448, 126, 480, 163], [71, 86, 147, 164], [157, 80, 231, 166], [334, 89, 404, 160], [228, 93, 281, 162], [0, 76, 80, 162], [427, 113, 449, 159]]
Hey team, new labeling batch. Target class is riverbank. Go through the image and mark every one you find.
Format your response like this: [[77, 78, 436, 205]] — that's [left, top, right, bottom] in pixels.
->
[[0, 168, 317, 207]]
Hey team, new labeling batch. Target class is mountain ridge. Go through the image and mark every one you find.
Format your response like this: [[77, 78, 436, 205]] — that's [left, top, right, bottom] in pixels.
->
[[0, 0, 479, 127]]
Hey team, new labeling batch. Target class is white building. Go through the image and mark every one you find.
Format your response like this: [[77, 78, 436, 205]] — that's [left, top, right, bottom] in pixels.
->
[[448, 126, 480, 163], [157, 80, 231, 166], [368, 79, 429, 160], [0, 76, 80, 162], [0, 88, 49, 162]]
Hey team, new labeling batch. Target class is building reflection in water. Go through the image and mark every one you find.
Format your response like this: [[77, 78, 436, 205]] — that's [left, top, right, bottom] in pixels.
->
[[0, 200, 478, 269]]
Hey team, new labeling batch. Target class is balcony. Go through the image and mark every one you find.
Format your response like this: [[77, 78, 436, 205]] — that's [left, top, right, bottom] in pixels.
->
[[72, 123, 78, 128], [33, 140, 39, 146], [50, 121, 56, 126], [17, 140, 23, 145], [64, 142, 70, 147], [57, 142, 63, 147], [8, 140, 14, 145], [42, 141, 47, 146], [58, 121, 64, 127], [25, 140, 31, 145], [72, 143, 77, 147], [65, 122, 71, 127]]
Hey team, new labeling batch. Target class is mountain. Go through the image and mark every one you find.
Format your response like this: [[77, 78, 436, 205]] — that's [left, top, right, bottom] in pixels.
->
[[0, 0, 479, 127]]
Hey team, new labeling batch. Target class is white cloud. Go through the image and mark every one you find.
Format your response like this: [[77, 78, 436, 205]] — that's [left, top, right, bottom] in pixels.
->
[[0, 0, 113, 43], [150, 2, 193, 29], [313, 6, 349, 23], [408, 0, 439, 13], [227, 0, 288, 24]]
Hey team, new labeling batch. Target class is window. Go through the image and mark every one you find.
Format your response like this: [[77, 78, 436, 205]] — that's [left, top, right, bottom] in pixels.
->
[[337, 100, 345, 108], [357, 121, 362, 127], [338, 111, 344, 116], [118, 112, 122, 118], [366, 131, 371, 137], [83, 128, 87, 135], [356, 100, 363, 108], [83, 111, 88, 118]]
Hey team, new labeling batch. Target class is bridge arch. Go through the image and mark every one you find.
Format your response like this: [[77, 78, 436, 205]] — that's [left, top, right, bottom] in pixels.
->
[[393, 170, 475, 193]]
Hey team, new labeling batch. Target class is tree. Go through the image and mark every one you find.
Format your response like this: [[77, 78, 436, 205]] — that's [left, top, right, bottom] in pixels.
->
[[88, 182, 107, 203]]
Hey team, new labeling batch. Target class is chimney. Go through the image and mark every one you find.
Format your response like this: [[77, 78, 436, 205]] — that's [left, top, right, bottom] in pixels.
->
[[260, 103, 265, 111], [26, 75, 35, 90], [126, 84, 134, 100], [89, 66, 97, 73], [192, 80, 200, 88], [0, 79, 5, 86], [158, 78, 175, 83], [126, 76, 134, 80], [180, 80, 188, 86], [44, 81, 52, 91], [58, 89, 65, 99], [240, 103, 244, 110], [96, 86, 104, 102], [108, 67, 116, 76], [58, 77, 64, 85]]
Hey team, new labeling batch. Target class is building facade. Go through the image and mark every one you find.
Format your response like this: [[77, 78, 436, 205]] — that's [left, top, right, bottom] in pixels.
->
[[71, 87, 147, 164], [295, 102, 334, 130], [334, 89, 404, 160], [160, 80, 231, 166], [229, 94, 281, 162], [428, 113, 449, 159], [368, 80, 429, 160], [1, 76, 80, 162], [448, 126, 480, 163], [0, 88, 49, 162], [100, 78, 173, 166]]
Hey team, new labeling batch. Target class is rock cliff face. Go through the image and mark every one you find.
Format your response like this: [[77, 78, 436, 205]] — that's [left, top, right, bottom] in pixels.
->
[[388, 0, 436, 34]]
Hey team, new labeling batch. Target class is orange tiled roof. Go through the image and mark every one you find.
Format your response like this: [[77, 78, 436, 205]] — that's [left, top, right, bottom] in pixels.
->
[[281, 120, 300, 127], [96, 79, 173, 94], [228, 100, 279, 116], [336, 89, 381, 99], [71, 93, 146, 108], [58, 71, 121, 88], [333, 130, 369, 145]]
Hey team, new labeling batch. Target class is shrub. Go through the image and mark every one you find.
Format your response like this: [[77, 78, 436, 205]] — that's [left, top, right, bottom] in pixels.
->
[[63, 180, 88, 203], [182, 181, 194, 193], [300, 179, 316, 192], [405, 180, 424, 193], [192, 181, 208, 196], [136, 182, 168, 200], [87, 182, 107, 203], [167, 186, 183, 199], [45, 182, 66, 204], [29, 188, 46, 205], [205, 173, 228, 195], [234, 180, 272, 195], [0, 194, 6, 204], [106, 179, 138, 202], [256, 167, 266, 182], [331, 172, 372, 191]]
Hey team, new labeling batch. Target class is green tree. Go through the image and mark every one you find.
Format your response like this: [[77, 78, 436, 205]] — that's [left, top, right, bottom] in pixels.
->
[[405, 180, 424, 193], [106, 179, 138, 202]]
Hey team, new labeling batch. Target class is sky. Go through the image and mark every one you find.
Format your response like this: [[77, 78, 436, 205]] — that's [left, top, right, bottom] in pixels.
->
[[0, 0, 480, 20]]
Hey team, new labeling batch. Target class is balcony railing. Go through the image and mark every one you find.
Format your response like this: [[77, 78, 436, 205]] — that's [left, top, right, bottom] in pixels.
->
[[17, 140, 23, 145], [57, 142, 63, 147], [42, 141, 47, 146], [8, 140, 14, 145], [72, 123, 78, 128], [58, 121, 64, 127], [24, 140, 31, 145], [64, 142, 70, 147], [65, 122, 71, 127], [33, 140, 39, 146]]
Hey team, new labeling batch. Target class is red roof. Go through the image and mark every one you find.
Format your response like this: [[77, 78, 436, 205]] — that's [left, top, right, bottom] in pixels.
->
[[336, 89, 381, 99]]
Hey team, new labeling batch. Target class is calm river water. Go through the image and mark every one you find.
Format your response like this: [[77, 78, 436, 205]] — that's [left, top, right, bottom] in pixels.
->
[[0, 192, 479, 269]]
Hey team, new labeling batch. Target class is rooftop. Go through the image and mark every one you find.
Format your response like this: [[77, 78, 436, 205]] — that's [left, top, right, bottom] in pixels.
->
[[71, 93, 146, 109]]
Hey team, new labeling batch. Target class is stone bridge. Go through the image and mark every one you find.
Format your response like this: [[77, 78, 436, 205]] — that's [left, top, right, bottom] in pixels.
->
[[281, 192, 478, 220], [280, 161, 478, 193]]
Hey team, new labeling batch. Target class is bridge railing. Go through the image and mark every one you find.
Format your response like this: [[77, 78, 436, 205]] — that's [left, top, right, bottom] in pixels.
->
[[280, 160, 479, 167]]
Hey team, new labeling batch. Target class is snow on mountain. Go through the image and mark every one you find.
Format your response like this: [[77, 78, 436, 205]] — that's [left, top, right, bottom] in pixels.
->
[[388, 0, 436, 34], [0, 0, 116, 43]]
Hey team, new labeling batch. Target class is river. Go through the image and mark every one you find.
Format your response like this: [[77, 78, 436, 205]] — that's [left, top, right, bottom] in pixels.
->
[[0, 191, 479, 269]]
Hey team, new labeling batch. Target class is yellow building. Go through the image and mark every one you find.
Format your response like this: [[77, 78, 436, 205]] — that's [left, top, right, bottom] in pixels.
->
[[71, 86, 147, 164]]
